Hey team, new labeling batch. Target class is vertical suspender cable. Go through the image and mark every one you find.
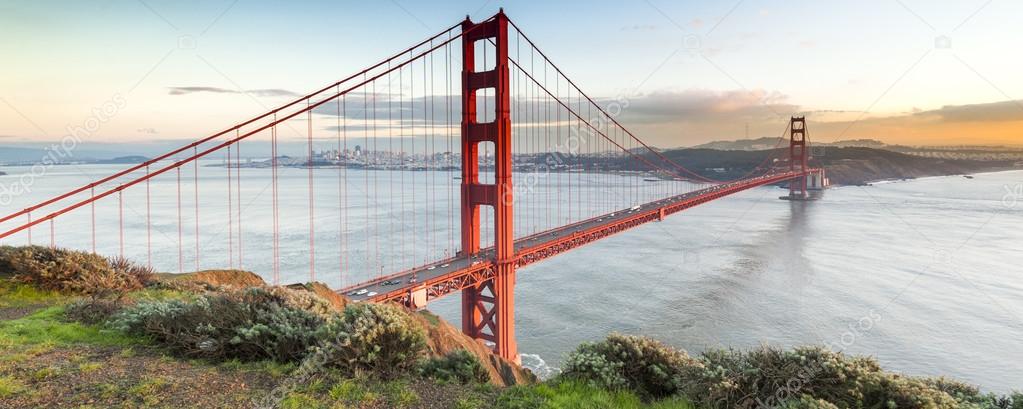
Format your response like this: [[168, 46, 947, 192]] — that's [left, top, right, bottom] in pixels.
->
[[236, 135, 243, 269], [400, 66, 406, 269], [364, 74, 371, 277], [272, 113, 279, 285], [146, 165, 151, 268], [341, 86, 349, 288], [408, 56, 413, 266], [227, 144, 234, 270], [177, 168, 183, 273], [118, 187, 124, 259], [194, 146, 200, 271], [429, 44, 435, 262], [372, 77, 378, 276], [447, 36, 454, 255], [307, 98, 315, 282], [386, 63, 393, 274], [91, 187, 96, 253]]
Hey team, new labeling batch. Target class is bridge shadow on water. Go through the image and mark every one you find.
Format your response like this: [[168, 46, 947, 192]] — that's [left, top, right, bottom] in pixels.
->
[[642, 195, 823, 353]]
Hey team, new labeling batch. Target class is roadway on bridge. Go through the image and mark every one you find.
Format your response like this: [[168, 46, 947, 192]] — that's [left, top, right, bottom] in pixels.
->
[[340, 173, 791, 302]]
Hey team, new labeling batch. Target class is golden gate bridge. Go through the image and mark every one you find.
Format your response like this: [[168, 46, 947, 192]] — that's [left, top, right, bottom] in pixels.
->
[[0, 10, 826, 363]]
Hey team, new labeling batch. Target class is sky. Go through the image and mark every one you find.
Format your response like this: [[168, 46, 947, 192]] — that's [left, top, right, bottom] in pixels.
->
[[2, 0, 1023, 149]]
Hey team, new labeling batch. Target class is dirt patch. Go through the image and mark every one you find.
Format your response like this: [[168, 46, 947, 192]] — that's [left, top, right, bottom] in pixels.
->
[[0, 344, 279, 408], [0, 304, 44, 321]]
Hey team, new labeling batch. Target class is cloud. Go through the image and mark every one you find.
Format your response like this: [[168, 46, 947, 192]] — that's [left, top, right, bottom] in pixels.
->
[[614, 89, 798, 124], [913, 100, 1023, 123], [167, 86, 300, 97], [800, 98, 1023, 145]]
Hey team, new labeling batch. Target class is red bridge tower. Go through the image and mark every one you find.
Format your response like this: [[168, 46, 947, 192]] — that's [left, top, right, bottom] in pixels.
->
[[788, 116, 809, 199], [459, 11, 518, 363]]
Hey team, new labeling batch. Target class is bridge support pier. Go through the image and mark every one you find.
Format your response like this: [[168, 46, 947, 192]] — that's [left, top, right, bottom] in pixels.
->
[[459, 10, 519, 363]]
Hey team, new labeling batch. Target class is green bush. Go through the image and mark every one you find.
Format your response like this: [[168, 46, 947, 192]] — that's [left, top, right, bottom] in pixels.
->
[[777, 395, 840, 409], [560, 333, 697, 400], [667, 345, 964, 409], [923, 378, 1023, 408], [2, 246, 148, 297], [311, 302, 426, 378], [246, 286, 335, 318], [418, 349, 491, 384], [559, 337, 1019, 409], [109, 288, 325, 362], [64, 298, 125, 324]]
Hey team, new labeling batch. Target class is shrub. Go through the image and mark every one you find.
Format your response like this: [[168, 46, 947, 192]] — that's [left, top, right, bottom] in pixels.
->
[[65, 298, 126, 324], [778, 395, 840, 409], [109, 288, 326, 362], [559, 337, 1009, 409], [0, 246, 17, 277], [560, 333, 697, 399], [418, 349, 491, 384], [675, 345, 962, 409], [3, 246, 148, 297], [246, 286, 336, 318], [311, 302, 426, 378], [109, 256, 156, 287]]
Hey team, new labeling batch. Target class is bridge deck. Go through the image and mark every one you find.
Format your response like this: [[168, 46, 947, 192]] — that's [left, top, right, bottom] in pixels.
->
[[340, 171, 807, 306]]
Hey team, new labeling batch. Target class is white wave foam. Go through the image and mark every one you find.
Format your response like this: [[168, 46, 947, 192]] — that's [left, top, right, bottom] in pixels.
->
[[519, 353, 560, 380]]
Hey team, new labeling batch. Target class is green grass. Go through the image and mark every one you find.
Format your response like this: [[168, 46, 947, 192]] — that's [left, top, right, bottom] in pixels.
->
[[379, 379, 420, 408], [327, 377, 379, 405], [0, 281, 65, 308], [128, 376, 169, 407], [496, 380, 695, 409], [418, 310, 442, 326], [0, 375, 27, 398], [219, 358, 297, 378], [78, 361, 104, 373], [281, 392, 324, 409], [0, 306, 139, 347]]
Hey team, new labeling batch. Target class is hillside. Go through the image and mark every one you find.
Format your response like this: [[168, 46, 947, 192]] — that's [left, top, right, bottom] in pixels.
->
[[642, 147, 1017, 185], [690, 138, 888, 151]]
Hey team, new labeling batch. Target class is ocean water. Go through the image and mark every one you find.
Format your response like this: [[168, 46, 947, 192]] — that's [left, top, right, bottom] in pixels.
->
[[2, 164, 1020, 392], [432, 170, 1023, 393]]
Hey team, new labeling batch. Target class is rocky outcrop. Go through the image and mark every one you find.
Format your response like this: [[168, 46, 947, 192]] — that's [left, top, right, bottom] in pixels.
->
[[411, 310, 536, 387]]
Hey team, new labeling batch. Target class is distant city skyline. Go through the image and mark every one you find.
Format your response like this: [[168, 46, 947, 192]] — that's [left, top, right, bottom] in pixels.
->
[[2, 1, 1023, 148]]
